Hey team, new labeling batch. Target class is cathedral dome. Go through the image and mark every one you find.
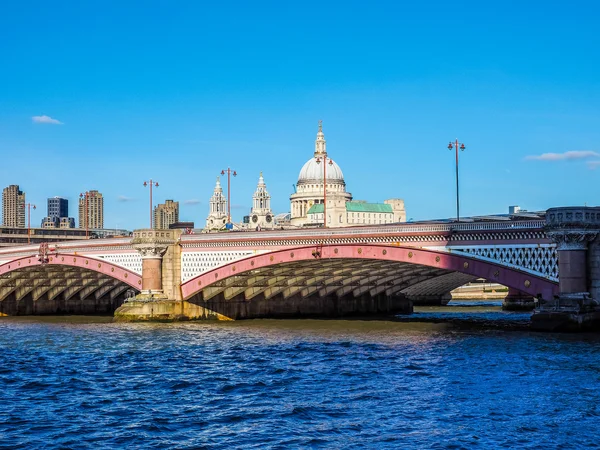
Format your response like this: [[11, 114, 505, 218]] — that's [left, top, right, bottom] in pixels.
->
[[296, 120, 345, 186], [297, 158, 345, 184]]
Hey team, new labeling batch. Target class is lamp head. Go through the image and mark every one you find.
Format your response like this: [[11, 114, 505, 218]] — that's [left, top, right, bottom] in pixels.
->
[[448, 142, 453, 150], [143, 181, 147, 187], [460, 143, 466, 151]]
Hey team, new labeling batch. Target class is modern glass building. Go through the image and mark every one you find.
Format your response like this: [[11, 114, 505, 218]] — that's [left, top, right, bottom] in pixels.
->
[[48, 197, 68, 219], [42, 197, 75, 228]]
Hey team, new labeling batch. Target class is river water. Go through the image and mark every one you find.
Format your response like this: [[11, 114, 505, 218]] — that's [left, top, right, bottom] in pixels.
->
[[1, 302, 600, 449]]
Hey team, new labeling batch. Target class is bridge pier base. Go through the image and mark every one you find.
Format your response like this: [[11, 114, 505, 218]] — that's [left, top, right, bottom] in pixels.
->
[[502, 288, 535, 311], [114, 299, 233, 322], [114, 229, 198, 322], [531, 207, 600, 332]]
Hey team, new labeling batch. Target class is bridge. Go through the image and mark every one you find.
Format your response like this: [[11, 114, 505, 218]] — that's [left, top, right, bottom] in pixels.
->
[[0, 206, 599, 331]]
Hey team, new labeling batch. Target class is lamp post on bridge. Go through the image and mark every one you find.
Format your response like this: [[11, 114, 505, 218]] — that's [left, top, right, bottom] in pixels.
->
[[220, 168, 237, 226], [143, 179, 159, 229], [315, 155, 333, 228], [25, 203, 36, 244], [79, 191, 96, 239], [447, 139, 466, 223]]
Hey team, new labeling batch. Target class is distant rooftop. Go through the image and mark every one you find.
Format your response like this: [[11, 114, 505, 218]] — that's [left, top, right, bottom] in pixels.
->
[[407, 210, 547, 225], [307, 202, 394, 215]]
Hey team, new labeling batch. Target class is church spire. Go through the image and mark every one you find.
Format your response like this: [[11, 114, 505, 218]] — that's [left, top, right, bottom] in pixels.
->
[[252, 171, 271, 218], [314, 120, 327, 156], [209, 176, 226, 214]]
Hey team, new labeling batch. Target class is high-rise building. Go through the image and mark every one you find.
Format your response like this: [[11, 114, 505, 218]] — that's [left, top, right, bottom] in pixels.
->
[[2, 185, 26, 228], [154, 199, 179, 229], [78, 190, 104, 230]]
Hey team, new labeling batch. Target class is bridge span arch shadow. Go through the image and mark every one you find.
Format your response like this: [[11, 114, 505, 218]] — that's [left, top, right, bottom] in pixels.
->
[[0, 253, 142, 316], [180, 244, 558, 319]]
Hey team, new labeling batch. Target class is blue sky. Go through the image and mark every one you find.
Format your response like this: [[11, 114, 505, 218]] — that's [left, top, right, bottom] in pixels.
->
[[1, 0, 598, 229]]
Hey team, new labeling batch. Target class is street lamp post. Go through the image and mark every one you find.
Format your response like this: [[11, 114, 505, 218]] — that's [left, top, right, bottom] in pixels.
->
[[220, 168, 237, 226], [25, 203, 36, 244], [143, 179, 159, 229], [447, 139, 466, 222], [79, 191, 97, 239], [315, 155, 333, 228]]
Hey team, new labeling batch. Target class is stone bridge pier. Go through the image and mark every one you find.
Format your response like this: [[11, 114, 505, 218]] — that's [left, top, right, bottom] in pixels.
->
[[532, 207, 600, 331], [114, 229, 232, 321]]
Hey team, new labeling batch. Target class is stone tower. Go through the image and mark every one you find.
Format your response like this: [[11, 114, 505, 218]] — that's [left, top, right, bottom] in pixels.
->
[[250, 172, 274, 230], [205, 177, 227, 231]]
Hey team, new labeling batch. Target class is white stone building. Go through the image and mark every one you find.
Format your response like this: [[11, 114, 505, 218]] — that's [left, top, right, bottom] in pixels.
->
[[205, 177, 228, 231], [289, 122, 406, 228], [290, 121, 352, 227], [248, 173, 274, 230]]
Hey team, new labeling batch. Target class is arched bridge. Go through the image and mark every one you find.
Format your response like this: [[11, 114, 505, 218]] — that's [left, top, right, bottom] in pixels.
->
[[0, 245, 141, 316], [0, 217, 566, 318], [180, 243, 556, 305]]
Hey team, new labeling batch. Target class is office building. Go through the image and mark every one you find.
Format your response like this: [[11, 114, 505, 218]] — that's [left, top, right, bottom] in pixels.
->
[[42, 197, 75, 228]]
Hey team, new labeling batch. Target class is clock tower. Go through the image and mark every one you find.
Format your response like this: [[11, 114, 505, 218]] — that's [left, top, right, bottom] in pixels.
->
[[205, 176, 228, 231], [250, 172, 274, 229]]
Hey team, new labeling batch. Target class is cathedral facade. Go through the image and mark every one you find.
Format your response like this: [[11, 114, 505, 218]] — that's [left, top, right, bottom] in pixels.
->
[[204, 122, 406, 231], [289, 122, 406, 228]]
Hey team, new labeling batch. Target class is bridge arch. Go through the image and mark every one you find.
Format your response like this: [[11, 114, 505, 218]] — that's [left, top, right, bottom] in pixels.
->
[[0, 253, 141, 315], [181, 244, 558, 302]]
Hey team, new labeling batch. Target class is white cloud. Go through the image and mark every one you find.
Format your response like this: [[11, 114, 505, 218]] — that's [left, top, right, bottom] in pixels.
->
[[587, 161, 600, 170], [184, 199, 201, 205], [117, 195, 134, 202], [32, 115, 63, 125], [525, 150, 599, 161]]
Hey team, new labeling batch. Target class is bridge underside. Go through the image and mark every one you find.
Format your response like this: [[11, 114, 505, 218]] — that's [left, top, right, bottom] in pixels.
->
[[0, 266, 139, 316], [186, 259, 479, 319]]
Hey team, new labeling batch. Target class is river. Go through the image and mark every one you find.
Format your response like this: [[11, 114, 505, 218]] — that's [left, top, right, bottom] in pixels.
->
[[1, 302, 600, 448]]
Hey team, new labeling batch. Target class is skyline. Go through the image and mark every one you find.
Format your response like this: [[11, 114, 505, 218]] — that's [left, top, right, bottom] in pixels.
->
[[1, 1, 599, 230]]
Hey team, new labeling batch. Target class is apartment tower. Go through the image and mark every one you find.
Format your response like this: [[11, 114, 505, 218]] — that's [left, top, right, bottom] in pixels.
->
[[154, 199, 179, 229], [78, 190, 104, 230], [2, 185, 26, 228]]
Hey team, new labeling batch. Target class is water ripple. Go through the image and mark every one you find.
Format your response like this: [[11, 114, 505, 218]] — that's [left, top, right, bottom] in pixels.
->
[[1, 317, 600, 448]]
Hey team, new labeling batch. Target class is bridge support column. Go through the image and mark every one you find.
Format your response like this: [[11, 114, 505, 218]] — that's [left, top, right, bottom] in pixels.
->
[[532, 207, 600, 331], [115, 229, 209, 321]]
